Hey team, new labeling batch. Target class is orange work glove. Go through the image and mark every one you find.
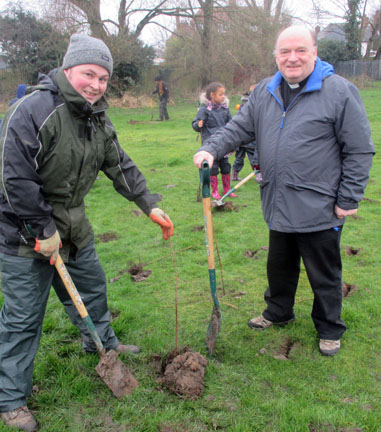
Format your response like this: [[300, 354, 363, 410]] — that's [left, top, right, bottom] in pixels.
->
[[149, 208, 174, 240], [34, 231, 62, 265]]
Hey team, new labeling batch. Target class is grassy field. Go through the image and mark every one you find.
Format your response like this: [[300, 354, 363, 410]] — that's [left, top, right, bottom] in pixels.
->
[[0, 83, 380, 432]]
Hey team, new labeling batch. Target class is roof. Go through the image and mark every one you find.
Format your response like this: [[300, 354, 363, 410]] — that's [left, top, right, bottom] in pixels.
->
[[317, 22, 372, 43], [317, 23, 346, 42]]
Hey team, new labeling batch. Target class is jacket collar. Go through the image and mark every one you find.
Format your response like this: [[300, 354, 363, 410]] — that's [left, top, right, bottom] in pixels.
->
[[267, 57, 334, 94]]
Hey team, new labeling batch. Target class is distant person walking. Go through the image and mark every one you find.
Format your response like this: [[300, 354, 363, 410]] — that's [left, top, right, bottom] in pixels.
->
[[152, 76, 170, 121]]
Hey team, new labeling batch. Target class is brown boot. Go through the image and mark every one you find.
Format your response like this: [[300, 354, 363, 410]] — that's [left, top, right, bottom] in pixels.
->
[[1, 406, 38, 432]]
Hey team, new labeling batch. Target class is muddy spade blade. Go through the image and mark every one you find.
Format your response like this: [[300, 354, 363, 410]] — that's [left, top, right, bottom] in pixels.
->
[[54, 255, 138, 398], [200, 161, 222, 356], [205, 302, 222, 356], [96, 350, 138, 398]]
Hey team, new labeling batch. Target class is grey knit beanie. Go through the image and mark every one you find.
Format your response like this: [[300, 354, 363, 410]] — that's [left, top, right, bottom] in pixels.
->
[[63, 33, 113, 77]]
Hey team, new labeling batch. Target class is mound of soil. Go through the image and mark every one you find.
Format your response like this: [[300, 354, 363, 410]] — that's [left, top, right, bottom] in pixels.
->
[[211, 200, 236, 211], [157, 348, 208, 400]]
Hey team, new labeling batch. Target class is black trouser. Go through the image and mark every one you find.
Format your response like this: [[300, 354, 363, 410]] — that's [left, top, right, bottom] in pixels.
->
[[159, 98, 169, 120], [263, 228, 346, 340], [0, 241, 118, 412], [233, 143, 257, 173], [210, 157, 231, 176]]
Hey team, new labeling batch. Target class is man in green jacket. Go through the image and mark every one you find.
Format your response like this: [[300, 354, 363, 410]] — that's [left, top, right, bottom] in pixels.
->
[[0, 34, 173, 432]]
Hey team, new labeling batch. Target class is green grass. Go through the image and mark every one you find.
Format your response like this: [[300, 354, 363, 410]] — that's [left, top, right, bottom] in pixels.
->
[[0, 89, 381, 432]]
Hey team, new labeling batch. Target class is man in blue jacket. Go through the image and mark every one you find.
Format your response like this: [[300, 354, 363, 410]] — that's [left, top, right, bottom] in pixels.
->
[[194, 26, 374, 357]]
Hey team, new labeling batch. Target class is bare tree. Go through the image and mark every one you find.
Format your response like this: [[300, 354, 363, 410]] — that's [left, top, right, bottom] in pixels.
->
[[43, 0, 200, 39], [164, 0, 291, 92], [365, 5, 381, 57]]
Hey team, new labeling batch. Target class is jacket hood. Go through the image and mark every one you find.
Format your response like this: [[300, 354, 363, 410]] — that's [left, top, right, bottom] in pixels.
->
[[16, 84, 27, 99], [267, 57, 334, 94], [28, 69, 59, 94], [199, 92, 230, 107]]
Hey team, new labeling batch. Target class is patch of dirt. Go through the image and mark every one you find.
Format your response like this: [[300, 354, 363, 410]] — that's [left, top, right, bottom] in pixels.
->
[[156, 347, 208, 400], [342, 282, 357, 297], [127, 263, 152, 282], [131, 209, 143, 217], [95, 350, 138, 398], [97, 232, 119, 243], [165, 184, 177, 188], [345, 246, 362, 256], [273, 337, 296, 360], [211, 201, 237, 211], [191, 225, 204, 232], [244, 246, 268, 258]]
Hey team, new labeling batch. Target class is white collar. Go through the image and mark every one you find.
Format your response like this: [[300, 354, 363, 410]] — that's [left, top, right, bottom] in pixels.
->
[[288, 82, 300, 89]]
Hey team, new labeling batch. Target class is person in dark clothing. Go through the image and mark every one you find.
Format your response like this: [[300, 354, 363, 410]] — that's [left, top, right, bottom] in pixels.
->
[[152, 76, 170, 121], [194, 26, 374, 357], [192, 82, 237, 200], [0, 34, 174, 432], [9, 83, 27, 106], [232, 86, 262, 183]]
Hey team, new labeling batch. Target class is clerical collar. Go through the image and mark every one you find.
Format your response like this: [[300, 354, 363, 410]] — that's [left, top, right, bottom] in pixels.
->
[[288, 82, 300, 89], [286, 75, 310, 90]]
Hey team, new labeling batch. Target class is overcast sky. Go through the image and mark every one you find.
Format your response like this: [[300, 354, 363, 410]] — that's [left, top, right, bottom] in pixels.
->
[[0, 0, 379, 46]]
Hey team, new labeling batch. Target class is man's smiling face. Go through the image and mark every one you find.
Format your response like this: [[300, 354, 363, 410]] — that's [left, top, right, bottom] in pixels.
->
[[275, 27, 317, 84], [64, 64, 109, 104]]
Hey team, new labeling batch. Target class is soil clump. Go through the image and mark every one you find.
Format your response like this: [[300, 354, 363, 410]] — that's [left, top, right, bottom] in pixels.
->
[[156, 347, 208, 400]]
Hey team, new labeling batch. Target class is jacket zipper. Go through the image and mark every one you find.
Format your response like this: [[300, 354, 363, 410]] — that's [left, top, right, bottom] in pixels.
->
[[267, 90, 304, 229]]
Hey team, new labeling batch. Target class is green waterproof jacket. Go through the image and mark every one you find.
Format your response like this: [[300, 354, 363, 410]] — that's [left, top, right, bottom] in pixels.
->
[[0, 68, 160, 261]]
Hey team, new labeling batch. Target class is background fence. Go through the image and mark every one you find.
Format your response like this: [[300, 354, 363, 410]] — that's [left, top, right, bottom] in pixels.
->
[[335, 59, 381, 80]]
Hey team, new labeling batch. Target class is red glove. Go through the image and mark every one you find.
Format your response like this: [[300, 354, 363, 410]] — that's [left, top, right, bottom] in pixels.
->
[[34, 231, 62, 265], [149, 208, 174, 240]]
